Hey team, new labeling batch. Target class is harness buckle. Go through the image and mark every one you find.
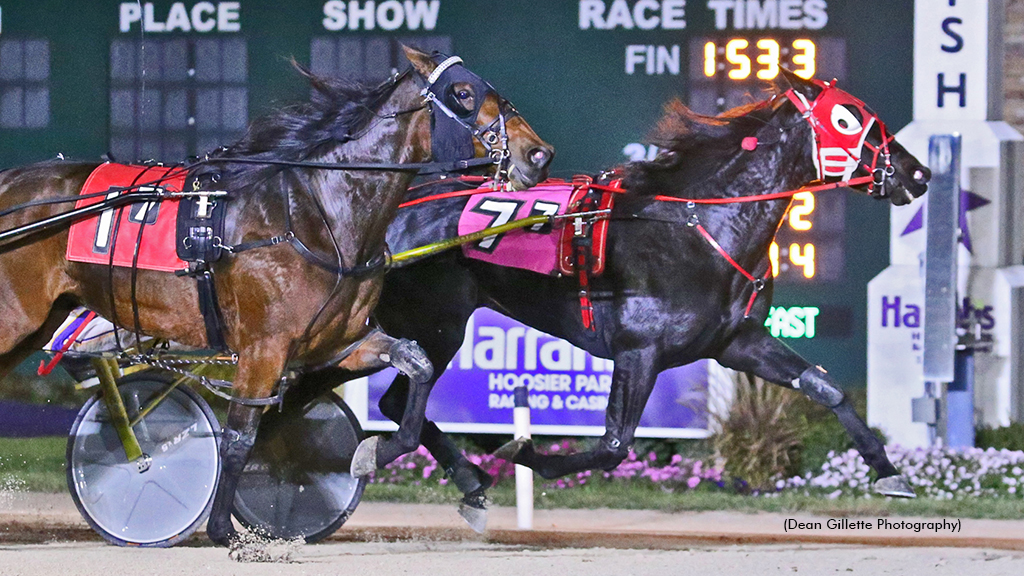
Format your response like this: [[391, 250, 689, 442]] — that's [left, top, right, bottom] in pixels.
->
[[573, 217, 585, 236], [211, 236, 233, 253], [686, 214, 699, 227], [753, 278, 766, 291]]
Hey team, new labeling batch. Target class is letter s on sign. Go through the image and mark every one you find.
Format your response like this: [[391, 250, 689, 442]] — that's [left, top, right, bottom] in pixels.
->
[[941, 17, 964, 53], [323, 0, 347, 31]]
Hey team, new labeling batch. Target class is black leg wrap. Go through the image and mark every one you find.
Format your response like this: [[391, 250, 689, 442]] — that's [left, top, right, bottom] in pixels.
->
[[797, 366, 845, 408], [220, 427, 257, 470], [208, 407, 261, 546], [593, 434, 629, 472], [513, 436, 630, 480], [448, 461, 494, 496]]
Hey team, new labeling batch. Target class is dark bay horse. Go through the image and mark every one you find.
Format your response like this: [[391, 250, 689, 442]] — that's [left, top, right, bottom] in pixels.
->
[[347, 70, 929, 527], [0, 46, 552, 546]]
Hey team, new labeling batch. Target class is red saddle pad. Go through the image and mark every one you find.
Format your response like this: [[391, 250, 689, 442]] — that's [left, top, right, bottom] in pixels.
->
[[65, 163, 188, 272]]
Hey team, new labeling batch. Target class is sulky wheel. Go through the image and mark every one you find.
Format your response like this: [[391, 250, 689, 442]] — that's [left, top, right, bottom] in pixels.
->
[[231, 391, 366, 544], [66, 372, 221, 547]]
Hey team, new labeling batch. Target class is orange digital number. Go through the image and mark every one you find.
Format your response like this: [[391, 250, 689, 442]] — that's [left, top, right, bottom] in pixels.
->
[[792, 39, 816, 79], [725, 39, 751, 80], [769, 241, 780, 277], [789, 243, 816, 278], [788, 192, 814, 231], [704, 42, 717, 77], [755, 39, 779, 80]]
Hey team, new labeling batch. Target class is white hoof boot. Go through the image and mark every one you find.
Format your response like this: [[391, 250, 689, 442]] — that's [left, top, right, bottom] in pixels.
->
[[874, 475, 916, 498], [350, 436, 380, 478], [493, 437, 530, 461], [458, 500, 488, 534]]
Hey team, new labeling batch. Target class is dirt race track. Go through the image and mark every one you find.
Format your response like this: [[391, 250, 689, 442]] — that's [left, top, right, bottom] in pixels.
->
[[4, 494, 1024, 575], [1, 540, 1024, 576]]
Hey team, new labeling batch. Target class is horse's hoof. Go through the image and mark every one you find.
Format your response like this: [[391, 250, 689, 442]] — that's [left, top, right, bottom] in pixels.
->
[[874, 475, 916, 498], [350, 436, 380, 478], [493, 437, 530, 462], [458, 491, 488, 534], [207, 521, 238, 547]]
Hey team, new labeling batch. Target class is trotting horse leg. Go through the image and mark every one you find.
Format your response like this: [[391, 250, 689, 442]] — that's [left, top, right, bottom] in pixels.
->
[[284, 333, 492, 531], [495, 347, 660, 479], [372, 268, 493, 512], [206, 402, 262, 546], [345, 334, 434, 476], [206, 346, 288, 547], [378, 374, 493, 531], [716, 324, 913, 498]]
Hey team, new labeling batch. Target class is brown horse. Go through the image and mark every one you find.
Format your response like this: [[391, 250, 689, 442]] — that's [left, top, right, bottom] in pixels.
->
[[0, 46, 553, 546]]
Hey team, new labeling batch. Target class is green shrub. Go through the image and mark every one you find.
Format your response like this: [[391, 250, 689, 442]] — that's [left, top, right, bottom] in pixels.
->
[[712, 372, 805, 491], [977, 422, 1024, 451]]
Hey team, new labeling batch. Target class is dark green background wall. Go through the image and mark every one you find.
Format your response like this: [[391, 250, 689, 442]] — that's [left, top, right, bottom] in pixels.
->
[[0, 1, 914, 386]]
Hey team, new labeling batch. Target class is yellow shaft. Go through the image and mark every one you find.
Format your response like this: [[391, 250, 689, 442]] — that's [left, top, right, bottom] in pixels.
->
[[389, 214, 552, 266]]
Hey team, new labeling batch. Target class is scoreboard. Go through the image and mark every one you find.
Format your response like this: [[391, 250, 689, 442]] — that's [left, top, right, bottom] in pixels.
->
[[0, 1, 915, 384]]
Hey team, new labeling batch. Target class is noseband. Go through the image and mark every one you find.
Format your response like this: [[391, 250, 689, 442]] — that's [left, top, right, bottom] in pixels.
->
[[420, 55, 519, 184], [784, 79, 896, 199]]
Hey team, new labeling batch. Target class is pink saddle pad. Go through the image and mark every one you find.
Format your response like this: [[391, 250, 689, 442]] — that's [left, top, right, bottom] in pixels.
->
[[458, 183, 573, 275]]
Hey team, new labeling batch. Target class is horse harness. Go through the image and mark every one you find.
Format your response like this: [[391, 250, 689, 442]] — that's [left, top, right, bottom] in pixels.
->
[[406, 80, 896, 328], [173, 54, 520, 360], [0, 52, 518, 408]]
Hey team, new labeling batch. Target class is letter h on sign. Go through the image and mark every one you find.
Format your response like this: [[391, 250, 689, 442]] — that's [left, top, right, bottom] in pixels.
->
[[938, 73, 966, 108]]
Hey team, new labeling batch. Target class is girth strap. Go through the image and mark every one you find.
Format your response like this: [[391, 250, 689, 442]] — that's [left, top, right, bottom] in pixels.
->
[[194, 268, 229, 352]]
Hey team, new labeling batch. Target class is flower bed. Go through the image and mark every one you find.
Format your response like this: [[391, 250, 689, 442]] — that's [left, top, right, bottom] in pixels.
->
[[781, 445, 1024, 499], [371, 440, 724, 492], [371, 440, 1024, 500]]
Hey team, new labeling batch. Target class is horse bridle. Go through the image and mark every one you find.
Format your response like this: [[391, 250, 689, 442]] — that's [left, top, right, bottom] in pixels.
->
[[783, 79, 896, 199], [419, 55, 519, 184]]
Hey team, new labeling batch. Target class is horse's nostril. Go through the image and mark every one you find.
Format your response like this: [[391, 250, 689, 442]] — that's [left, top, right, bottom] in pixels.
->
[[913, 167, 931, 184], [529, 147, 552, 169]]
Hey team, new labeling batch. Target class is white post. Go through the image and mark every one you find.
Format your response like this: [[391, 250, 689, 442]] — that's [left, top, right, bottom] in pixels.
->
[[513, 385, 533, 530]]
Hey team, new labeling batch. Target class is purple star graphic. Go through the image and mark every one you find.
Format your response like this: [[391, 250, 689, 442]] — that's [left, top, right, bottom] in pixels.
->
[[900, 190, 991, 253]]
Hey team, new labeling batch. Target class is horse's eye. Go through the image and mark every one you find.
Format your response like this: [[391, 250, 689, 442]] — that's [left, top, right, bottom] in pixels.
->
[[457, 90, 471, 100], [830, 105, 863, 135]]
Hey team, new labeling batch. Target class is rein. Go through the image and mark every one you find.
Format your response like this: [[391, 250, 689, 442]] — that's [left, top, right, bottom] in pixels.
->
[[394, 81, 892, 320]]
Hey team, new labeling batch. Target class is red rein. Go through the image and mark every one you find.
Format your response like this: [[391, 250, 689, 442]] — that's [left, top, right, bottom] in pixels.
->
[[399, 174, 875, 319]]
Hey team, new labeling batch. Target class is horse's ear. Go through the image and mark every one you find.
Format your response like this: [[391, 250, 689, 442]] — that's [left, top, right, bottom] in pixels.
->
[[777, 67, 818, 99], [290, 57, 335, 101], [402, 45, 436, 79]]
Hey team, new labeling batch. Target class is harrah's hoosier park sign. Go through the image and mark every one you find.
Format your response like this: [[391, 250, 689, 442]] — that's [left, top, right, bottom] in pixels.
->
[[359, 309, 713, 438]]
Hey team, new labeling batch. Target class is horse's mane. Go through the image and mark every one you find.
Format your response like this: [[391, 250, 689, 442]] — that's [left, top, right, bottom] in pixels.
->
[[206, 65, 410, 190], [623, 82, 785, 197]]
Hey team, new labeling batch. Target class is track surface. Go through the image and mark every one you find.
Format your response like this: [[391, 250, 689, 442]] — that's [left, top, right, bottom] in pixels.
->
[[1, 540, 1023, 576], [5, 493, 1024, 574]]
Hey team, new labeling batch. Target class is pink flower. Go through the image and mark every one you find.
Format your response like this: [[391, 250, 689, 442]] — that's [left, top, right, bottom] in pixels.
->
[[687, 476, 700, 489]]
